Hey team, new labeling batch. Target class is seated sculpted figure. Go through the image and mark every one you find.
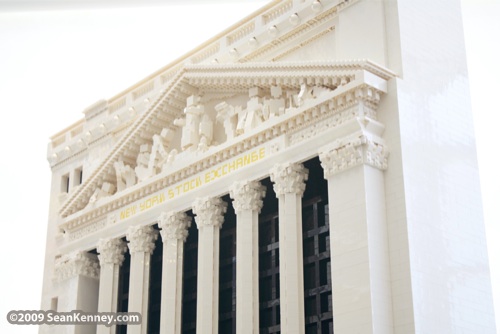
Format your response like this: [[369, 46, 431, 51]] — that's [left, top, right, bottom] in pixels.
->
[[87, 182, 115, 206], [135, 144, 152, 182], [149, 128, 175, 174]]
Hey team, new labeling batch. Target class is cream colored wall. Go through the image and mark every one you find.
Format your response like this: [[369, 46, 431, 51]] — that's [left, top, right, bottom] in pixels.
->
[[381, 0, 495, 332]]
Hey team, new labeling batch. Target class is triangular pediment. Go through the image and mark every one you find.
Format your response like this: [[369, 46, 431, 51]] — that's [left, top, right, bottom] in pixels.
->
[[59, 60, 395, 219]]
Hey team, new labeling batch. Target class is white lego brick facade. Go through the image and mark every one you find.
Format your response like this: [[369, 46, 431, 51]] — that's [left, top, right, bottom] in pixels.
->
[[40, 0, 496, 333]]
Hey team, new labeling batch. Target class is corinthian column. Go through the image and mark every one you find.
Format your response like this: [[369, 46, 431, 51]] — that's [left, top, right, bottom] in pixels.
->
[[319, 135, 393, 334], [53, 251, 100, 334], [230, 180, 266, 334], [126, 225, 158, 334], [270, 162, 308, 334], [192, 196, 227, 334], [158, 211, 191, 334], [96, 238, 127, 334]]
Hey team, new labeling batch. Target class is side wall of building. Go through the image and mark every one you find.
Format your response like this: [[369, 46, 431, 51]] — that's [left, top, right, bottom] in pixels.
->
[[384, 0, 496, 332]]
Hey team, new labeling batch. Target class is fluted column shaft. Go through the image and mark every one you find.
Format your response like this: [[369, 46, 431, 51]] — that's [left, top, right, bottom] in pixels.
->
[[193, 196, 227, 334], [126, 225, 158, 334], [230, 180, 266, 334], [270, 162, 308, 334], [96, 238, 127, 334], [158, 211, 191, 334]]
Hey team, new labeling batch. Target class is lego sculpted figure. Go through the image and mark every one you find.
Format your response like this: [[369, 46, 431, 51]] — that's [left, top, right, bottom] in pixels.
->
[[177, 95, 204, 151], [215, 101, 238, 141], [113, 160, 136, 192], [265, 85, 286, 118], [88, 182, 115, 206], [135, 144, 152, 182], [149, 128, 175, 173], [237, 87, 265, 134], [198, 114, 213, 152]]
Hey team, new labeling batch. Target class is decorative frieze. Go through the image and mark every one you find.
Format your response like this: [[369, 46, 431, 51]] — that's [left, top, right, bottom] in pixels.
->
[[97, 238, 128, 266], [319, 134, 388, 177], [66, 218, 107, 241], [229, 180, 266, 214], [53, 251, 100, 283], [288, 101, 377, 146], [126, 225, 158, 255], [192, 196, 227, 229], [158, 211, 192, 242], [270, 162, 308, 196]]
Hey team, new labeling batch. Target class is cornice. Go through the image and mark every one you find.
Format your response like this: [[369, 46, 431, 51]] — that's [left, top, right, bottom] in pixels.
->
[[47, 0, 373, 169]]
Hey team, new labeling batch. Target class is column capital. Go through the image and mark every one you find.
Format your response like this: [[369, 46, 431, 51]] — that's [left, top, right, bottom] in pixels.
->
[[193, 196, 227, 229], [319, 134, 388, 178], [158, 211, 192, 242], [270, 162, 308, 196], [53, 251, 100, 283], [97, 238, 128, 266], [126, 225, 158, 255], [229, 180, 266, 215]]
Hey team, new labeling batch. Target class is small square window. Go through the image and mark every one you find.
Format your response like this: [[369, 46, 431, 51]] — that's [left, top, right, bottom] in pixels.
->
[[73, 167, 83, 187], [61, 174, 70, 193]]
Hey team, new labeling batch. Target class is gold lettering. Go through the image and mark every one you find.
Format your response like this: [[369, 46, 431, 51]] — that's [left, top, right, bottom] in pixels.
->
[[168, 189, 175, 199], [259, 147, 265, 159], [120, 205, 137, 219], [228, 160, 236, 173], [236, 157, 243, 169], [244, 154, 251, 165], [251, 150, 258, 162], [213, 167, 221, 179]]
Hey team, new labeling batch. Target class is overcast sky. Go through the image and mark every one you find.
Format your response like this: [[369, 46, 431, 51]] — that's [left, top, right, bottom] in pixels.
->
[[0, 1, 498, 332]]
